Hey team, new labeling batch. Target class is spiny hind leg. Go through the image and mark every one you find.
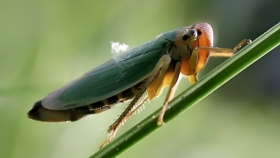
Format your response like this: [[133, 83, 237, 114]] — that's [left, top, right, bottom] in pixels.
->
[[99, 96, 148, 149], [99, 54, 172, 149]]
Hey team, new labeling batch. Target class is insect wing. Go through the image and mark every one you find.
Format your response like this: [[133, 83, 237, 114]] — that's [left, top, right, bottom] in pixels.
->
[[42, 37, 173, 110]]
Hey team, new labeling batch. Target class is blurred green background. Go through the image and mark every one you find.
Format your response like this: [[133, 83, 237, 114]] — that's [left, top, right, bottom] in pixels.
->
[[1, 0, 279, 158]]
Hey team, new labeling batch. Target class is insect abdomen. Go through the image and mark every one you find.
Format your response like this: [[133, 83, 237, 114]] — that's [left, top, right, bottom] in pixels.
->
[[87, 81, 144, 113], [28, 81, 145, 122], [27, 100, 90, 122]]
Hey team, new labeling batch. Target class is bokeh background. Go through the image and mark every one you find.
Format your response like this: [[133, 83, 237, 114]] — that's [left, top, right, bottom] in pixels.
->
[[1, 0, 279, 158]]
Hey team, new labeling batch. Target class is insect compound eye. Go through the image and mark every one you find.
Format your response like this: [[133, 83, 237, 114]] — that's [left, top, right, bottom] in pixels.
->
[[182, 29, 197, 41], [197, 29, 202, 36], [182, 34, 190, 41]]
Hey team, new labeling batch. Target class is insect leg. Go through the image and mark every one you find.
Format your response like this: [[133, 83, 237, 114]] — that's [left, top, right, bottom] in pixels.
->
[[189, 39, 251, 74], [157, 61, 182, 125], [210, 38, 250, 57], [99, 54, 172, 149], [195, 39, 252, 57], [188, 75, 198, 84], [232, 39, 252, 52]]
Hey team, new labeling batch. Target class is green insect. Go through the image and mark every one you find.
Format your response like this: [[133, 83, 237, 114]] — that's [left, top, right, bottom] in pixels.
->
[[28, 23, 250, 148]]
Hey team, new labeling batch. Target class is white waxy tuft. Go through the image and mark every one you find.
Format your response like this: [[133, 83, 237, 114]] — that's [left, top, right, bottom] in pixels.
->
[[111, 42, 130, 63], [111, 42, 129, 56]]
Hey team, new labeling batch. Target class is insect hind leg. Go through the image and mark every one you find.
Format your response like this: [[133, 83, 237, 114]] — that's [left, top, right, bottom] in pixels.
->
[[99, 54, 172, 149]]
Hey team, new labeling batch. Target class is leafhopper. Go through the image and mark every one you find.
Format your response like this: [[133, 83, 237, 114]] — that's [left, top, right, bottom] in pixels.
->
[[28, 23, 250, 148]]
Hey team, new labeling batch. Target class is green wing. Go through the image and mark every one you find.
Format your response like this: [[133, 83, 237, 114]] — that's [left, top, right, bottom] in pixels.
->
[[42, 36, 174, 110]]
